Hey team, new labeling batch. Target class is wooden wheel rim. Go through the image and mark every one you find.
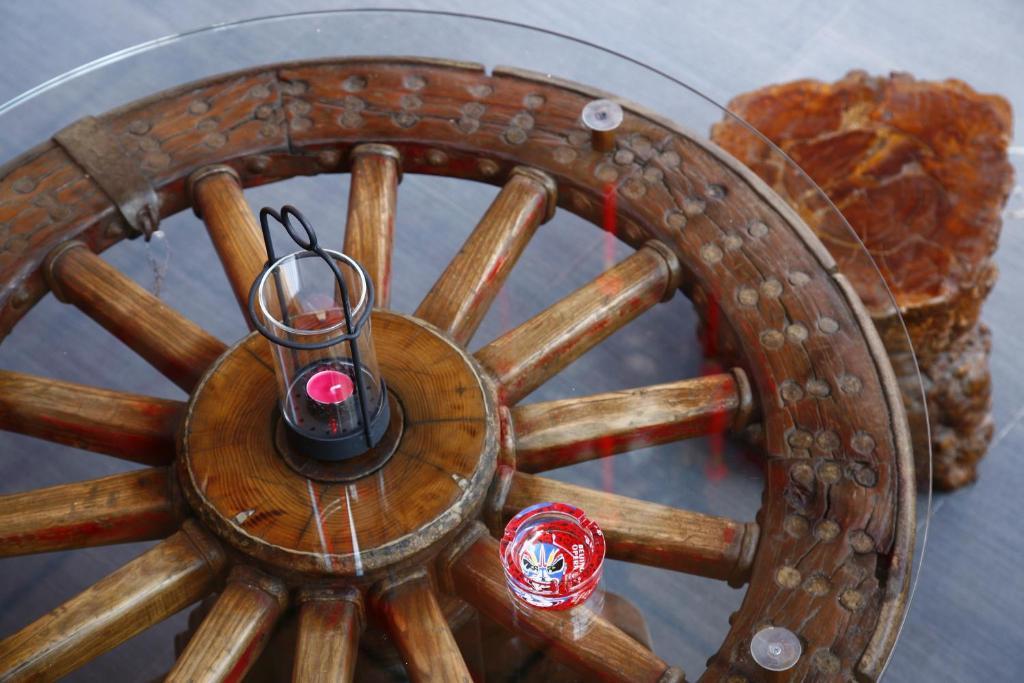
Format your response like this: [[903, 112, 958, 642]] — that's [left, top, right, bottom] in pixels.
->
[[0, 56, 915, 681]]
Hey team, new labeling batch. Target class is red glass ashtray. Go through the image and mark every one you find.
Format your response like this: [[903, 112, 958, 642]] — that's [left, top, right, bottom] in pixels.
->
[[500, 502, 605, 610]]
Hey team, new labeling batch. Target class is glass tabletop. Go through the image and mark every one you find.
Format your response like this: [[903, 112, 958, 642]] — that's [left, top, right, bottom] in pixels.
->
[[0, 10, 930, 681]]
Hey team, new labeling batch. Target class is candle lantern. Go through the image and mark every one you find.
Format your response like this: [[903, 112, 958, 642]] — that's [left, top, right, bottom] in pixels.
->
[[248, 205, 390, 461]]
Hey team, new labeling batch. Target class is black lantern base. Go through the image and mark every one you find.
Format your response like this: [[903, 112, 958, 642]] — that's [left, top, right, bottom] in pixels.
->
[[282, 382, 392, 462], [275, 390, 404, 483]]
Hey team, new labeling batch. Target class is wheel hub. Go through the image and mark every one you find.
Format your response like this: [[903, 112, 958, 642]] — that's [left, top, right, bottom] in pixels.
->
[[177, 310, 499, 579]]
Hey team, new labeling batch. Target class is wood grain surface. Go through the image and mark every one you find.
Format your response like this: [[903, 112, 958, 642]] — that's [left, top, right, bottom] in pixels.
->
[[189, 167, 268, 324], [45, 241, 226, 392], [512, 372, 742, 472], [344, 144, 400, 309], [505, 471, 756, 584], [292, 588, 362, 683], [166, 566, 286, 683], [0, 523, 225, 681], [178, 312, 497, 578], [374, 574, 473, 682], [475, 242, 681, 405], [0, 467, 181, 557], [415, 166, 555, 346], [711, 72, 1013, 492], [0, 370, 183, 465]]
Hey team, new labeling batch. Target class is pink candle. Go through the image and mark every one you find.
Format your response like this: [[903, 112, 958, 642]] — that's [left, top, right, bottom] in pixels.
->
[[306, 369, 354, 404]]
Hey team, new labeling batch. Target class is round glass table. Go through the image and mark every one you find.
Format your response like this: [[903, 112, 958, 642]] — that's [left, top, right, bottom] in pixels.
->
[[0, 10, 930, 682]]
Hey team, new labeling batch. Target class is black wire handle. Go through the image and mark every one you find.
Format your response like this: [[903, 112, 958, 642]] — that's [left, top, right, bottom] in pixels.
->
[[247, 205, 378, 450], [247, 205, 374, 350]]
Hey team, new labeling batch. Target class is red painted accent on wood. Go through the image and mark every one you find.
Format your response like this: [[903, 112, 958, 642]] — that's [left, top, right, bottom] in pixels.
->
[[527, 420, 726, 470], [603, 181, 618, 267], [0, 468, 180, 557], [700, 292, 731, 482], [224, 625, 271, 683], [6, 511, 173, 547]]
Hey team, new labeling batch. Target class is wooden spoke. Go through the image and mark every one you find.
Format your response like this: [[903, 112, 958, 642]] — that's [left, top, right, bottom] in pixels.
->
[[0, 370, 182, 465], [167, 566, 287, 683], [292, 588, 363, 683], [344, 144, 400, 309], [0, 522, 225, 682], [514, 370, 750, 472], [188, 165, 267, 322], [374, 574, 472, 683], [450, 533, 683, 683], [475, 242, 681, 405], [415, 167, 557, 345], [0, 468, 181, 558], [44, 241, 226, 392], [506, 472, 758, 585]]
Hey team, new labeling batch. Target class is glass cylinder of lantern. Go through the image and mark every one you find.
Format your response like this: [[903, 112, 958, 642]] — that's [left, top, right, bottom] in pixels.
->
[[253, 247, 389, 461]]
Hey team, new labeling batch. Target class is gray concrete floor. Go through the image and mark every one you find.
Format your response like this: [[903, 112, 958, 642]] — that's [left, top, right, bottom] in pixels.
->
[[0, 2, 1022, 681]]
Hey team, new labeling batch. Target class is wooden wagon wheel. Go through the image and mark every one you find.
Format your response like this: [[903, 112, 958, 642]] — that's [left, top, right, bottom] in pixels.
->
[[0, 57, 915, 682]]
